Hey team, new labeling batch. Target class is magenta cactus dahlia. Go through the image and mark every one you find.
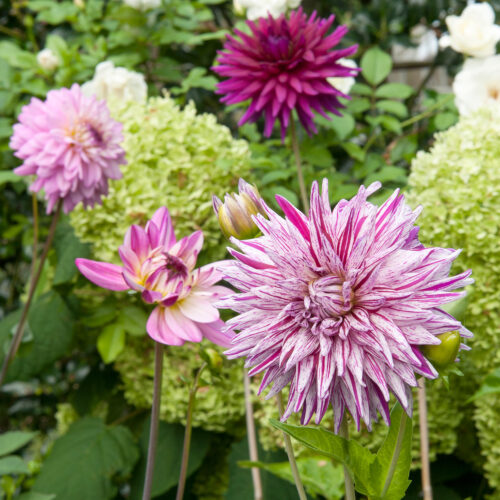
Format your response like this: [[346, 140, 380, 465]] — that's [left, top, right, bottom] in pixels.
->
[[10, 84, 126, 213], [76, 207, 234, 347], [212, 9, 358, 140], [219, 180, 473, 430]]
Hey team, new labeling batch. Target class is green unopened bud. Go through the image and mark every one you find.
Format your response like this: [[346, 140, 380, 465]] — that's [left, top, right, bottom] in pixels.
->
[[200, 348, 223, 374], [213, 179, 266, 240], [422, 331, 461, 369]]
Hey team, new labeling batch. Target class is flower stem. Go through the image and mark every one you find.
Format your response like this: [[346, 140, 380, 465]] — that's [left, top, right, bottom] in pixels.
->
[[289, 119, 309, 213], [142, 341, 165, 500], [418, 378, 433, 500], [244, 370, 263, 500], [381, 410, 408, 497], [29, 194, 39, 280], [276, 395, 307, 500], [175, 362, 207, 500], [0, 200, 62, 387], [339, 416, 356, 500], [400, 94, 454, 129]]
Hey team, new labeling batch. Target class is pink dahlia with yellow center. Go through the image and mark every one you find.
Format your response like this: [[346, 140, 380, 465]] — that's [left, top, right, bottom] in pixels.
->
[[213, 8, 358, 139], [76, 207, 234, 347], [219, 180, 473, 430], [10, 84, 126, 213]]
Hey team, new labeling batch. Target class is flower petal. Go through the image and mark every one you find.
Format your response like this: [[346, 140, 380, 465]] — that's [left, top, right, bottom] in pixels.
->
[[199, 319, 235, 347], [75, 258, 128, 291], [146, 306, 184, 346]]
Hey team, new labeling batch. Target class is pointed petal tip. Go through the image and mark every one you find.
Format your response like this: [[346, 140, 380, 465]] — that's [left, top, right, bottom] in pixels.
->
[[75, 258, 128, 291]]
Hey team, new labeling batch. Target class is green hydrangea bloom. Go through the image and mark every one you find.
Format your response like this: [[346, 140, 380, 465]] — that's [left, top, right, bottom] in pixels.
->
[[115, 338, 246, 434], [70, 94, 251, 265], [406, 108, 500, 493]]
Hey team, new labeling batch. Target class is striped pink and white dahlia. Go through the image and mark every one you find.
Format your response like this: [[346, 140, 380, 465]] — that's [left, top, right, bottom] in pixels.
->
[[219, 180, 473, 430]]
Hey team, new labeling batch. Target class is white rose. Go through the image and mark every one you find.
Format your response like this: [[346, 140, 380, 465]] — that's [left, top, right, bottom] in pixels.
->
[[443, 3, 500, 57], [327, 58, 357, 96], [392, 25, 438, 63], [123, 0, 161, 11], [82, 61, 147, 105], [453, 55, 500, 115], [233, 0, 245, 15], [37, 48, 59, 71], [236, 0, 300, 20]]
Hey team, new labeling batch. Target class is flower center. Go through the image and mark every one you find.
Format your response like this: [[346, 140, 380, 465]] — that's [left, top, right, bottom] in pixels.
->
[[86, 124, 103, 145], [140, 250, 189, 295], [308, 275, 354, 318], [262, 33, 292, 61], [295, 276, 354, 336], [66, 120, 104, 148], [488, 86, 500, 100]]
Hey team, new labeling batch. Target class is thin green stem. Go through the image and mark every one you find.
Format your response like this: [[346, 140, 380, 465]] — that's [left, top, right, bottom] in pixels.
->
[[29, 194, 39, 286], [381, 411, 408, 497], [244, 370, 263, 500], [418, 378, 433, 500], [339, 417, 356, 500], [0, 200, 62, 387], [276, 395, 307, 500], [289, 119, 309, 213], [175, 362, 207, 500], [142, 342, 165, 500], [400, 94, 454, 129]]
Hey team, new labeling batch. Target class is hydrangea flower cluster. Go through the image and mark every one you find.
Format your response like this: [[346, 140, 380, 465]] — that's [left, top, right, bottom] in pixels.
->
[[220, 180, 472, 430], [213, 9, 358, 139], [76, 207, 234, 347], [10, 84, 126, 213], [408, 108, 500, 491]]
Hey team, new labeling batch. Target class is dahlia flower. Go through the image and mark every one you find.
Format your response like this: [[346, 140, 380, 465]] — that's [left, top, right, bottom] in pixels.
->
[[10, 84, 126, 214], [219, 180, 472, 430], [76, 207, 233, 347], [213, 9, 358, 139]]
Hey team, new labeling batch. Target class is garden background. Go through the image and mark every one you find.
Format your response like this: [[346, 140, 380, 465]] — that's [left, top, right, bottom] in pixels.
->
[[1, 0, 500, 499]]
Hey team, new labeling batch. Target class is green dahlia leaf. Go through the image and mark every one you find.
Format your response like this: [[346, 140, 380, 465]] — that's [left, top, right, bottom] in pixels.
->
[[33, 417, 139, 500]]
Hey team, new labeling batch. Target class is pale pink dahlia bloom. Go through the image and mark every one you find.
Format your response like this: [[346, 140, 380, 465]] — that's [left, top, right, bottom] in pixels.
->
[[10, 84, 126, 214], [213, 9, 358, 140], [219, 180, 473, 430], [76, 207, 234, 347]]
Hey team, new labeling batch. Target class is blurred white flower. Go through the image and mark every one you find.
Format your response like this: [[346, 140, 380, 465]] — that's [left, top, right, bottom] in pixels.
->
[[453, 55, 500, 115], [235, 0, 301, 20], [123, 0, 161, 10], [37, 48, 60, 71], [82, 61, 147, 105], [392, 24, 438, 63], [233, 0, 245, 15], [327, 58, 357, 95], [441, 3, 500, 57]]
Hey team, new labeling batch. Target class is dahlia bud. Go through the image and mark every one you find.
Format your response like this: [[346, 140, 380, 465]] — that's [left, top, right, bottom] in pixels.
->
[[422, 331, 461, 369], [213, 179, 266, 240]]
